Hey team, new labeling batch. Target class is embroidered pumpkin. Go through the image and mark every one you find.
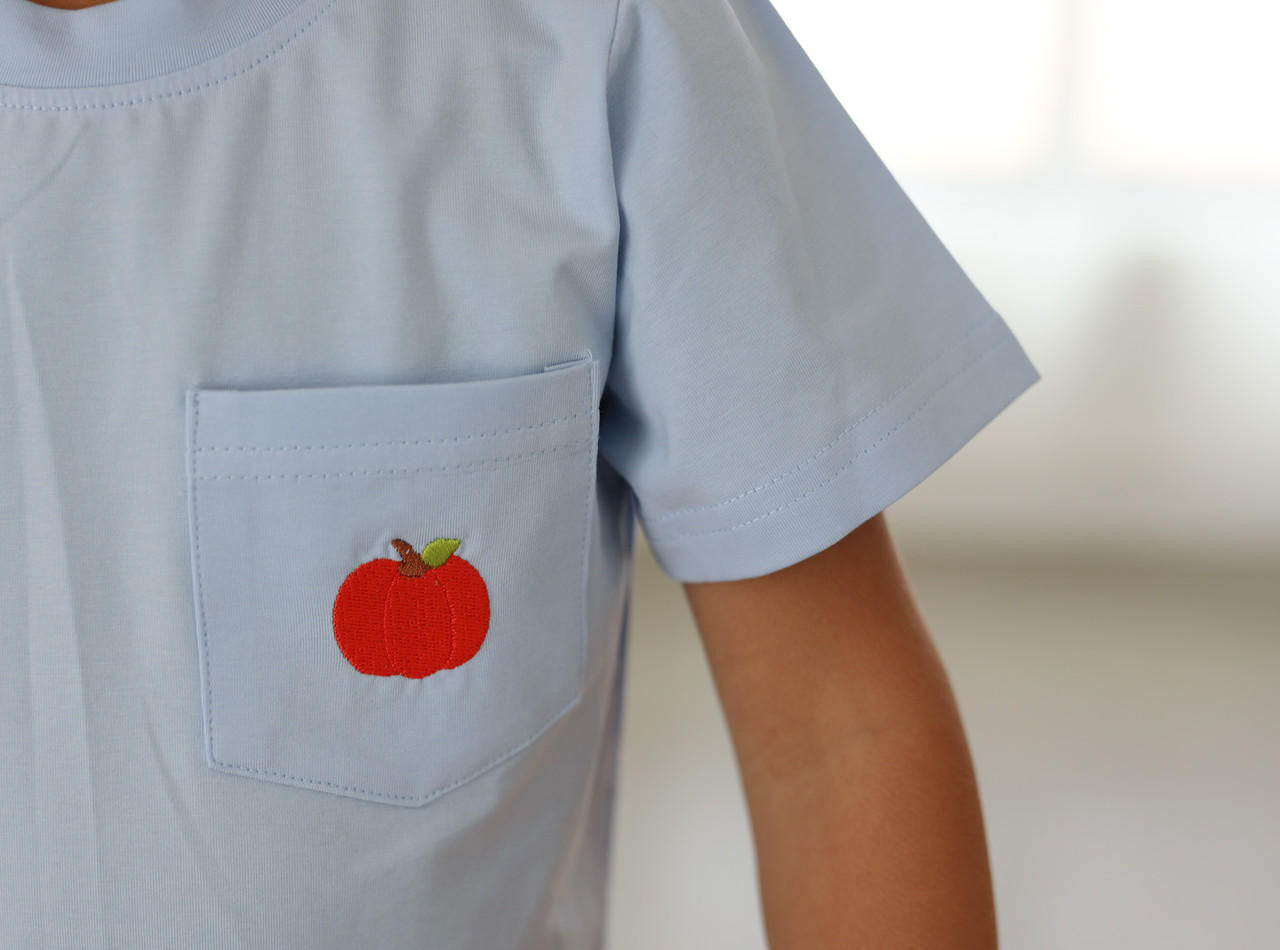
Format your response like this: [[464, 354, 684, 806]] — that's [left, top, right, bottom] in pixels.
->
[[332, 537, 490, 679]]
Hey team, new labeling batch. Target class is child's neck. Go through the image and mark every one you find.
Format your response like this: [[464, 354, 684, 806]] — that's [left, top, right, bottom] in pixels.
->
[[26, 0, 120, 8]]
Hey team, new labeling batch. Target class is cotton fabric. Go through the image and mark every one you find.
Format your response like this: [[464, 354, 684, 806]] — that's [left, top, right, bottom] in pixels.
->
[[0, 0, 1038, 946]]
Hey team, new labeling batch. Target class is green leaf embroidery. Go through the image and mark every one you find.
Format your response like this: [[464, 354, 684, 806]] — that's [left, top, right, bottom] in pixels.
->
[[421, 537, 461, 568]]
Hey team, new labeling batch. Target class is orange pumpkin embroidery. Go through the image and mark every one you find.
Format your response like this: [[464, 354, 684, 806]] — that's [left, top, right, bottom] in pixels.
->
[[332, 537, 490, 679]]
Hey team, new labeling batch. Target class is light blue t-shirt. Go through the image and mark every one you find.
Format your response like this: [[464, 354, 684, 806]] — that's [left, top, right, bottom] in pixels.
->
[[0, 0, 1039, 946]]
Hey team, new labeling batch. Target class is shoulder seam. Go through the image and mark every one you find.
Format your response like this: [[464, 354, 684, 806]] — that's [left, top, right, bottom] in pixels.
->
[[605, 0, 625, 79]]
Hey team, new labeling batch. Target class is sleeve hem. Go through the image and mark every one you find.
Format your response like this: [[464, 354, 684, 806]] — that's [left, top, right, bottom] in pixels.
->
[[638, 316, 1041, 583]]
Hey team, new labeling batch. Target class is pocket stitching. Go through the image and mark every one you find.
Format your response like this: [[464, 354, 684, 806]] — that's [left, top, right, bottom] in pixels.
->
[[192, 409, 586, 454], [189, 363, 597, 805], [191, 438, 593, 481]]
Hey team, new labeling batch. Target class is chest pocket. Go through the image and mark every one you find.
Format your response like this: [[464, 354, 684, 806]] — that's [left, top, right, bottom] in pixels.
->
[[183, 353, 597, 806]]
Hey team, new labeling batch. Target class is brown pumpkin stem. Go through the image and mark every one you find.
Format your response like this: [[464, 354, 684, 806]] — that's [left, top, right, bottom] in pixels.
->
[[390, 538, 427, 577]]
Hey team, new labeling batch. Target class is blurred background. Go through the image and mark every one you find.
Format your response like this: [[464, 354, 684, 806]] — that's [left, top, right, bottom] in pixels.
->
[[604, 1, 1279, 946]]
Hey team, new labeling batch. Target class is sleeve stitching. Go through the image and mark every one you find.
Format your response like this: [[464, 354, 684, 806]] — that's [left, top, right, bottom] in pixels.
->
[[644, 329, 1019, 540], [642, 311, 1005, 525]]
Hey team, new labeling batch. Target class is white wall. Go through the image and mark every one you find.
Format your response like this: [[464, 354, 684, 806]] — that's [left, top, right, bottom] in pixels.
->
[[778, 0, 1280, 564]]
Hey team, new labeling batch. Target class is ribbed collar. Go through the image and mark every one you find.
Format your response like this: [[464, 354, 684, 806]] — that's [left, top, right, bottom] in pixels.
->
[[0, 0, 314, 88]]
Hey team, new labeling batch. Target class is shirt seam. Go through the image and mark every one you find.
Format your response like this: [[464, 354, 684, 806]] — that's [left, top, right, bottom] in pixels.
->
[[606, 0, 625, 80], [0, 0, 341, 112], [645, 328, 1018, 541], [641, 311, 1005, 526]]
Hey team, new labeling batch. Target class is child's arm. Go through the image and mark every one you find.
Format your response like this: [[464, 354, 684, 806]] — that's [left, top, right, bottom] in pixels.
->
[[682, 511, 997, 949]]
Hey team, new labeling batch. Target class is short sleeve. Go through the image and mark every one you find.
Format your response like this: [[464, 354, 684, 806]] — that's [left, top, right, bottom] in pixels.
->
[[598, 0, 1041, 583]]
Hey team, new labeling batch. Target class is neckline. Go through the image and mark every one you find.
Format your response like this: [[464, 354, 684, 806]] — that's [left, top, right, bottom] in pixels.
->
[[0, 0, 319, 90]]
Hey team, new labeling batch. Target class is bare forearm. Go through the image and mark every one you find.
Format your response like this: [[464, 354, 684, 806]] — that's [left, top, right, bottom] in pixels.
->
[[683, 514, 997, 948], [737, 637, 996, 948]]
